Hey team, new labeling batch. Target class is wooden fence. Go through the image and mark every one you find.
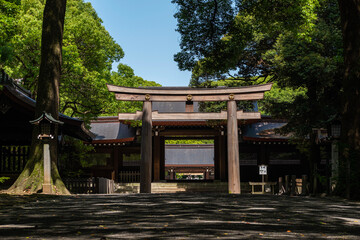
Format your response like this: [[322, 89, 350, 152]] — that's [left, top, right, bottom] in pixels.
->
[[63, 178, 97, 194], [0, 146, 29, 173], [118, 171, 140, 183]]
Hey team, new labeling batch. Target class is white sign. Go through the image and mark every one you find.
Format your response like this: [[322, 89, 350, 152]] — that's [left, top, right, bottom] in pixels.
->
[[259, 165, 267, 175]]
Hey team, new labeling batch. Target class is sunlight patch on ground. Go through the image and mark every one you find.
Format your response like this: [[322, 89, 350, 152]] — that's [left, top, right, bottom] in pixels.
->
[[327, 204, 356, 210], [166, 201, 205, 204], [184, 219, 282, 226], [0, 224, 35, 229], [91, 203, 122, 206], [94, 210, 125, 215], [332, 216, 360, 226], [243, 207, 276, 211]]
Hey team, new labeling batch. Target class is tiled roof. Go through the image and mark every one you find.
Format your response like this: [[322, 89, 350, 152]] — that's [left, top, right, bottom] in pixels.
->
[[90, 118, 136, 141], [242, 121, 289, 142], [0, 73, 93, 142]]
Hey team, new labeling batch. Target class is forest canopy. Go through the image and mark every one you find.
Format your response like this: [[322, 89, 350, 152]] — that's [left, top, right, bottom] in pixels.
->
[[0, 0, 160, 123], [173, 0, 342, 139]]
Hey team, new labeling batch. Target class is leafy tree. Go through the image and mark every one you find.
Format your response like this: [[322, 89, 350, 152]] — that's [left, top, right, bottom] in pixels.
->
[[0, 0, 20, 65], [173, 0, 346, 195], [3, 0, 125, 123], [104, 63, 161, 116], [8, 0, 68, 194], [5, 0, 160, 194], [173, 0, 320, 82]]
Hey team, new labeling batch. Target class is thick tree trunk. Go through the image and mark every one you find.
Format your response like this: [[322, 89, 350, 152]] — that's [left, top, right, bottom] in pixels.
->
[[8, 0, 68, 194], [337, 0, 360, 199]]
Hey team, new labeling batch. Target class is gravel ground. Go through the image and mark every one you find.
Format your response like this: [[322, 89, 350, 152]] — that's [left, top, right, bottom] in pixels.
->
[[0, 193, 359, 239]]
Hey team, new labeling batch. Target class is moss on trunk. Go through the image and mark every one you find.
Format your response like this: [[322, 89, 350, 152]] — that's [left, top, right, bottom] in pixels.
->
[[7, 140, 70, 195]]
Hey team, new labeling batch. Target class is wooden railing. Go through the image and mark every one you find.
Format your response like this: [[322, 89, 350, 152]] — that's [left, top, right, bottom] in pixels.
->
[[118, 171, 140, 183], [63, 178, 97, 194], [0, 146, 29, 173]]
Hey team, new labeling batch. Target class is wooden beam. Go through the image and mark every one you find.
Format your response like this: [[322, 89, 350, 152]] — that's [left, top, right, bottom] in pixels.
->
[[115, 92, 264, 102], [119, 110, 261, 121], [227, 100, 241, 194], [108, 83, 272, 95], [153, 110, 260, 120], [140, 101, 152, 193], [118, 111, 143, 120]]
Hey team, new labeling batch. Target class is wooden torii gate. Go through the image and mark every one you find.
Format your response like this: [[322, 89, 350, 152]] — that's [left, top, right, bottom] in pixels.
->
[[107, 83, 272, 194]]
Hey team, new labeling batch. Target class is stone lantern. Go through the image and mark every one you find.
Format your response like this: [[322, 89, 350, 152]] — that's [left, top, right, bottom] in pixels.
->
[[30, 112, 63, 194]]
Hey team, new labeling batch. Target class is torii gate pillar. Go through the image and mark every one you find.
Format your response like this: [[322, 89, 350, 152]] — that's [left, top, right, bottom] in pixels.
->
[[140, 101, 152, 193], [227, 100, 241, 194]]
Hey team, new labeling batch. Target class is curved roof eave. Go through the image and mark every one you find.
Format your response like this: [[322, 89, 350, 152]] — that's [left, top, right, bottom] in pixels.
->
[[2, 84, 93, 141]]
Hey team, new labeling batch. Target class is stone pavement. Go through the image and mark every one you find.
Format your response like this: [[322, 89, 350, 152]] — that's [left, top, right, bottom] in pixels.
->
[[0, 193, 360, 239]]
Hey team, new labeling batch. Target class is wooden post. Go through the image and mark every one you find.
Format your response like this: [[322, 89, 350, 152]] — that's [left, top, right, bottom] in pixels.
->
[[153, 135, 161, 181], [43, 143, 52, 194], [214, 136, 223, 180], [205, 168, 210, 180], [302, 175, 308, 195], [169, 168, 175, 180], [227, 100, 241, 194], [278, 177, 284, 194], [291, 175, 296, 196], [140, 101, 152, 193], [160, 136, 165, 180], [285, 175, 290, 194], [113, 148, 119, 182], [219, 135, 227, 181]]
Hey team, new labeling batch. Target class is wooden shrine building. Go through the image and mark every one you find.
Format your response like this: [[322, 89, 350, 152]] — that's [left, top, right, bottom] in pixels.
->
[[0, 70, 92, 184], [107, 84, 272, 193]]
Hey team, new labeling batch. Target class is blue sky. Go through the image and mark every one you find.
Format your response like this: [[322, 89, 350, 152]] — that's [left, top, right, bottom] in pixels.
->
[[84, 0, 191, 86]]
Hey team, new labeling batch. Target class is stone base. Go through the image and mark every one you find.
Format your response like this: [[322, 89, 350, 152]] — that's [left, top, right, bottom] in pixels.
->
[[43, 184, 52, 194]]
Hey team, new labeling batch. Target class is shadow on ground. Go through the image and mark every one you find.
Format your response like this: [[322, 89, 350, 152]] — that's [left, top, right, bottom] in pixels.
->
[[0, 193, 359, 239]]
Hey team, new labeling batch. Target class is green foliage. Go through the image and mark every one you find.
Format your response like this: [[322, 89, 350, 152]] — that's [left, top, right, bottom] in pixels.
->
[[174, 0, 342, 138], [104, 63, 161, 116], [173, 1, 343, 196], [262, 1, 342, 137], [175, 173, 187, 180], [0, 0, 20, 65], [173, 0, 321, 83], [2, 0, 159, 123], [165, 139, 214, 145], [172, 0, 236, 71], [0, 176, 10, 184], [59, 137, 95, 177]]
